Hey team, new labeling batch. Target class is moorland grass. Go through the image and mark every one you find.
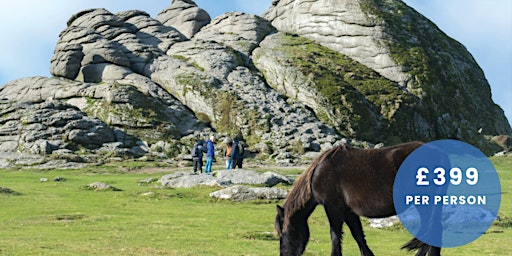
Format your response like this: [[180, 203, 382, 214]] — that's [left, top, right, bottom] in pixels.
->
[[0, 157, 510, 255]]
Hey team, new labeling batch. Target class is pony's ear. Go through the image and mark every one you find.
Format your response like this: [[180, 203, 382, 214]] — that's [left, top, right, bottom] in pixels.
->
[[276, 205, 284, 216]]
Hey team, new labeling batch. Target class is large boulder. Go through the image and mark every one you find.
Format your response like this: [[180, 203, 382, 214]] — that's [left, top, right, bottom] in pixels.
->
[[167, 40, 244, 79], [159, 172, 227, 188], [193, 12, 277, 57], [209, 185, 288, 202], [216, 169, 293, 187], [158, 169, 293, 188]]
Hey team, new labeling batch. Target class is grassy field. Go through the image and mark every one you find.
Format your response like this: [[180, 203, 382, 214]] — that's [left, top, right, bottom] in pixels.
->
[[0, 157, 511, 255]]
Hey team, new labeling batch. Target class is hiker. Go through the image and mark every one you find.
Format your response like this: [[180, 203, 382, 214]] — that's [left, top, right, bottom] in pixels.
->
[[204, 135, 215, 174], [230, 137, 245, 170], [224, 138, 233, 170], [236, 140, 245, 169], [191, 140, 206, 173]]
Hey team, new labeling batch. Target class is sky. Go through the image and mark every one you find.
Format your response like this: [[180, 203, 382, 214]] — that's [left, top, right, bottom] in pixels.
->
[[0, 0, 510, 127]]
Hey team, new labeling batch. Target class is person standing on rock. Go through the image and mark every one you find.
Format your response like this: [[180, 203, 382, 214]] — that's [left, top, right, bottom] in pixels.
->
[[204, 135, 216, 174], [191, 140, 206, 173]]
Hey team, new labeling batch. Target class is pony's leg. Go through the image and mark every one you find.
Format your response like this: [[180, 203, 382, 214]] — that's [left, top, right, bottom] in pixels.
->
[[344, 212, 375, 256], [323, 205, 344, 256]]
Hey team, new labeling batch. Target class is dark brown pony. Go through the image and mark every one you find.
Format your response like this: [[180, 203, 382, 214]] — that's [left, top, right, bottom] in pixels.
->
[[275, 141, 441, 256]]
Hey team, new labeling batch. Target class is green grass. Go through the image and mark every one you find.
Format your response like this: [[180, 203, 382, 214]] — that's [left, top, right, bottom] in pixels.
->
[[0, 157, 510, 255]]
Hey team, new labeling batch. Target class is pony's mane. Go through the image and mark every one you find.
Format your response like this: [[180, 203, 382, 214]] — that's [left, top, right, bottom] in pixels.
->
[[283, 145, 345, 230]]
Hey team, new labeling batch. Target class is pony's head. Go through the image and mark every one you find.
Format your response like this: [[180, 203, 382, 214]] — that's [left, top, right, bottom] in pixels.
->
[[275, 205, 310, 256]]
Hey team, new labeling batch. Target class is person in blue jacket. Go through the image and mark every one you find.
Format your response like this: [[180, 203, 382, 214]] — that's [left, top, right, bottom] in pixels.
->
[[204, 135, 215, 173]]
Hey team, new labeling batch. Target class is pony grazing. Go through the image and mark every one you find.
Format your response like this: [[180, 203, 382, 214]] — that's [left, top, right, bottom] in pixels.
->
[[275, 141, 441, 256]]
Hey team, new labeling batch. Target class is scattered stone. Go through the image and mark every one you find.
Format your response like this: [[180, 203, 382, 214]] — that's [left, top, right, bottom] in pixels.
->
[[85, 182, 122, 191], [141, 191, 155, 196], [0, 186, 19, 195], [53, 177, 65, 182], [158, 171, 191, 183], [138, 177, 157, 185]]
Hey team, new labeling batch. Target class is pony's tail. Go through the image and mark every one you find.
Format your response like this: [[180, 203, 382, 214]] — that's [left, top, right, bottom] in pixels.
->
[[401, 238, 430, 255]]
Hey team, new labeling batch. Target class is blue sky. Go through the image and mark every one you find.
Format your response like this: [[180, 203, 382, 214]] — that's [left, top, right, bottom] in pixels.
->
[[0, 0, 510, 127]]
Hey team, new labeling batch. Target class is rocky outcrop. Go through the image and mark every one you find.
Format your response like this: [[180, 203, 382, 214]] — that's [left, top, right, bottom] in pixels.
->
[[253, 32, 412, 140], [262, 0, 511, 150], [156, 0, 210, 39], [0, 99, 114, 155], [0, 75, 206, 156], [0, 0, 510, 167], [51, 8, 186, 79], [264, 0, 408, 86]]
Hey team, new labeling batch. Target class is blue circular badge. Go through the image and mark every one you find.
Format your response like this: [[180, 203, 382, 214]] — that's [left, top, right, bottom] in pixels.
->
[[393, 139, 501, 248]]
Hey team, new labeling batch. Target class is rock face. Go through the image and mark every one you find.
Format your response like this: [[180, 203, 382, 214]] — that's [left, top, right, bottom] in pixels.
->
[[0, 98, 114, 155], [264, 0, 407, 86], [0, 0, 510, 166], [262, 0, 511, 150]]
